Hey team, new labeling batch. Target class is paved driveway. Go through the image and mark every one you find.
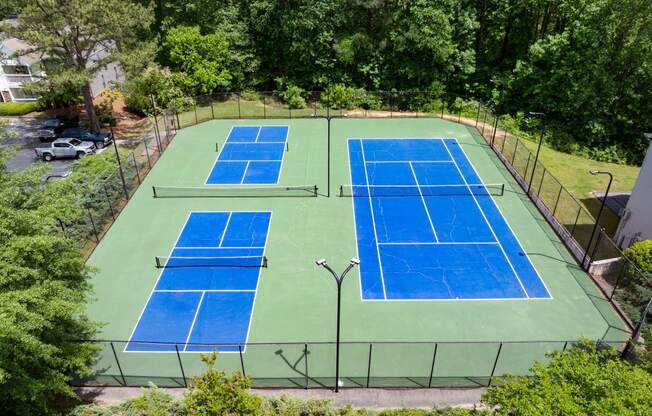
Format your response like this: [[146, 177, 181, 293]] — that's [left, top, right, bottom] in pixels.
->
[[1, 116, 76, 175]]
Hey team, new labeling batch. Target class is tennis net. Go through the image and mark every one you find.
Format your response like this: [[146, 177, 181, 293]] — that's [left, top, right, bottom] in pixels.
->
[[339, 183, 505, 197], [155, 255, 268, 268], [152, 185, 318, 198]]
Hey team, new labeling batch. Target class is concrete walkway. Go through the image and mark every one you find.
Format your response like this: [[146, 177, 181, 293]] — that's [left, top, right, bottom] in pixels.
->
[[77, 387, 486, 409]]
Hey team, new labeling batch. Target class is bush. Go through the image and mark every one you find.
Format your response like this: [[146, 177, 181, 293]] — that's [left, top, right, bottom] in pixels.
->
[[123, 64, 186, 116], [321, 84, 366, 109], [184, 352, 261, 415], [276, 79, 306, 109], [624, 240, 652, 275], [0, 101, 42, 116]]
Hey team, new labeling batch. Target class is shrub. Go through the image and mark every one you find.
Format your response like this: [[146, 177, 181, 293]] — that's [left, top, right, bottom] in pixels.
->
[[0, 101, 42, 116], [624, 240, 652, 275], [184, 352, 261, 415], [240, 90, 262, 102], [275, 79, 306, 109], [321, 84, 366, 109], [123, 64, 186, 115]]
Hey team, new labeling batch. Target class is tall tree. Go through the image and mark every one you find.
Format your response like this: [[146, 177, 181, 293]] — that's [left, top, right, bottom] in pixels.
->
[[3, 0, 153, 131]]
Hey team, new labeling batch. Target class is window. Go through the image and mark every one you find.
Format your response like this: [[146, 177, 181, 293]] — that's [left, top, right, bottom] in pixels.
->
[[2, 65, 29, 75], [9, 88, 38, 99]]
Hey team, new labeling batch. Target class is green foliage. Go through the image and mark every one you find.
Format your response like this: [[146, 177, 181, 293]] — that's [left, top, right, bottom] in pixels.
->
[[161, 26, 232, 95], [183, 352, 262, 415], [321, 84, 366, 109], [0, 155, 100, 415], [0, 101, 42, 116], [123, 64, 186, 116], [483, 340, 652, 415], [71, 384, 186, 416], [5, 0, 153, 131], [624, 241, 652, 276], [276, 79, 306, 109], [21, 73, 84, 110]]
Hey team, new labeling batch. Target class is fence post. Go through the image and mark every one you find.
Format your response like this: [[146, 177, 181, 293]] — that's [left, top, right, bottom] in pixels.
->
[[237, 93, 241, 119], [552, 186, 563, 216], [537, 168, 546, 196], [366, 343, 373, 388], [475, 102, 481, 126], [103, 185, 116, 220], [193, 102, 198, 125], [457, 105, 462, 123], [588, 228, 604, 266], [238, 345, 246, 377], [440, 99, 445, 119], [511, 140, 519, 164], [562, 341, 569, 351], [304, 343, 309, 389], [263, 95, 267, 119], [142, 136, 152, 169], [428, 343, 438, 388], [175, 109, 181, 130], [175, 345, 188, 388], [491, 116, 499, 146], [210, 98, 215, 119], [88, 209, 100, 243], [501, 130, 507, 153], [110, 342, 127, 386], [609, 261, 626, 300], [488, 342, 503, 387], [570, 205, 582, 237], [131, 153, 141, 184], [523, 153, 531, 179]]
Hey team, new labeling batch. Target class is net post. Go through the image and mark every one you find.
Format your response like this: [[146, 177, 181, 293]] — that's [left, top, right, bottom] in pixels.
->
[[175, 344, 188, 387], [286, 141, 289, 152], [488, 342, 503, 387], [262, 256, 268, 268], [152, 186, 157, 198], [216, 143, 219, 152], [110, 341, 127, 386], [304, 343, 309, 389], [339, 185, 343, 197], [366, 343, 373, 388], [313, 185, 318, 197], [155, 256, 161, 268], [428, 343, 438, 388], [500, 183, 505, 196], [238, 345, 246, 377]]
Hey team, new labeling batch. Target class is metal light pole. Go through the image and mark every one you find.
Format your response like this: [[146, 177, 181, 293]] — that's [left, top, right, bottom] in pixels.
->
[[315, 257, 360, 392], [581, 170, 613, 269], [527, 111, 546, 193], [110, 125, 129, 198]]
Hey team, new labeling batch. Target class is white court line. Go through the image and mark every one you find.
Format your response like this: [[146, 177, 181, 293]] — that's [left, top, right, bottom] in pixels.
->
[[218, 212, 232, 247], [360, 140, 388, 299], [124, 212, 194, 353], [452, 138, 552, 299], [241, 211, 273, 354], [408, 162, 439, 242], [239, 161, 251, 184], [254, 126, 262, 142], [378, 241, 498, 246], [175, 246, 265, 249], [442, 140, 529, 298], [366, 160, 453, 164], [154, 289, 256, 293], [211, 159, 283, 162], [183, 291, 206, 352], [228, 141, 287, 145], [275, 125, 290, 184], [347, 140, 366, 302]]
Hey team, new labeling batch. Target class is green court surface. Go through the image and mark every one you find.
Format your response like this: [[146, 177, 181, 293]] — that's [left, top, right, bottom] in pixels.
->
[[85, 118, 629, 388]]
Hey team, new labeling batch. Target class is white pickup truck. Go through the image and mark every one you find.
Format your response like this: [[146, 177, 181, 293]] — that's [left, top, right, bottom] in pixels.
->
[[34, 138, 96, 161]]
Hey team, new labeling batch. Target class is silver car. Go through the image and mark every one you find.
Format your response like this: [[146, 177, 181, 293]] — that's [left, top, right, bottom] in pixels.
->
[[34, 138, 96, 161]]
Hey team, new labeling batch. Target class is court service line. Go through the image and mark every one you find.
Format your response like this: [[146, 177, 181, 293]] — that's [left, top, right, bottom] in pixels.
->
[[442, 140, 529, 298], [408, 162, 439, 243], [360, 140, 388, 300], [175, 246, 265, 249], [365, 160, 453, 164], [218, 212, 233, 247], [227, 141, 287, 145], [183, 291, 206, 352], [124, 212, 194, 353]]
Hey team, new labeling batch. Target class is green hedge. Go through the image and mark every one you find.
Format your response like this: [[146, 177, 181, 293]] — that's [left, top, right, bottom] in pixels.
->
[[0, 101, 42, 116]]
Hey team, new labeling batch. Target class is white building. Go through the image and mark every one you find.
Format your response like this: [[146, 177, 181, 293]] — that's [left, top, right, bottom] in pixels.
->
[[615, 138, 652, 248], [0, 38, 42, 102]]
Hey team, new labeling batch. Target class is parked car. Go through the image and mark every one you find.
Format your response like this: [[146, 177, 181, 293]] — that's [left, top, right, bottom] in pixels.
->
[[37, 116, 79, 142], [35, 138, 95, 161], [60, 127, 112, 148]]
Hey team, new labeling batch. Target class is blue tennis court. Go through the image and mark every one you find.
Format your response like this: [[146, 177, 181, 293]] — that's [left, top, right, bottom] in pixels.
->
[[348, 138, 551, 301], [126, 211, 271, 352], [206, 125, 289, 184]]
